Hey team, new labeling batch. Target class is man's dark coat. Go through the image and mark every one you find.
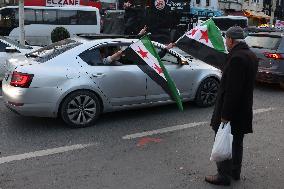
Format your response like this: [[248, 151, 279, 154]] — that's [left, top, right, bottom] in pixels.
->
[[210, 42, 259, 135]]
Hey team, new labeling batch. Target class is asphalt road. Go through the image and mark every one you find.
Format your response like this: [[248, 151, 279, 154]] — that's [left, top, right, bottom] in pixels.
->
[[0, 83, 283, 189]]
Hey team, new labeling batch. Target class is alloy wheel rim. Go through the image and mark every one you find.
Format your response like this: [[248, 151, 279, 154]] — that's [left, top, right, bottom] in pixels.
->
[[200, 80, 218, 105], [67, 95, 97, 125]]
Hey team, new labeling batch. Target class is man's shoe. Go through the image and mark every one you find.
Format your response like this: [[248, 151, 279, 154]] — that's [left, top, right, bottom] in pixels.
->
[[205, 174, 231, 186]]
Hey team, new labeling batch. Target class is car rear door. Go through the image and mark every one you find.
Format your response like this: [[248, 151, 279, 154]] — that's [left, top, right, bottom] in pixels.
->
[[78, 43, 147, 106]]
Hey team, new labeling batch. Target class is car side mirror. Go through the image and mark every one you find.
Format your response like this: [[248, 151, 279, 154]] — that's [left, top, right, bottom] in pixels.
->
[[5, 47, 19, 53]]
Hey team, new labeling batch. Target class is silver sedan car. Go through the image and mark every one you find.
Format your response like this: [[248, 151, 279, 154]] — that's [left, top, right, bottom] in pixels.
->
[[2, 37, 221, 128]]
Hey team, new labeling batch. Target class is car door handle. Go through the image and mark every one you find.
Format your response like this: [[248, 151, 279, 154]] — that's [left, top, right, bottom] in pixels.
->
[[92, 73, 105, 78]]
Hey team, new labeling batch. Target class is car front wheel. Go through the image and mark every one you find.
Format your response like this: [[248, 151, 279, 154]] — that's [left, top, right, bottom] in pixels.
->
[[195, 78, 219, 107], [61, 90, 101, 128]]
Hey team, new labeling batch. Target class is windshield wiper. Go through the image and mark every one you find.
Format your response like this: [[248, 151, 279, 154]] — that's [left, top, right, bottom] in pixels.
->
[[251, 45, 264, 49]]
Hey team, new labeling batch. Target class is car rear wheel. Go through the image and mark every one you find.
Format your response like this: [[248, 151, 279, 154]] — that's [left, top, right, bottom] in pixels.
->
[[61, 90, 101, 128], [195, 78, 219, 107]]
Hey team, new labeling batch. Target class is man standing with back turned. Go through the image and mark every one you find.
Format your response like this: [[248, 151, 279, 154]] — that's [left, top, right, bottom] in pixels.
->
[[205, 26, 259, 186]]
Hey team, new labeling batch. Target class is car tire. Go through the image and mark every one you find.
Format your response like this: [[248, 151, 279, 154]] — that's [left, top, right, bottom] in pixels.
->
[[195, 77, 219, 107], [61, 90, 101, 128]]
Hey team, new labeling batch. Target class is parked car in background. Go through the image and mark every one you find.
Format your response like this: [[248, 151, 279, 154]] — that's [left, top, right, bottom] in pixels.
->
[[212, 16, 248, 31], [0, 6, 101, 46], [0, 36, 40, 82], [245, 32, 284, 89], [2, 36, 221, 128]]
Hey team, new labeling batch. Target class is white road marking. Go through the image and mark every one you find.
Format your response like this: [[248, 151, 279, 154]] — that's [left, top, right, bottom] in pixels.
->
[[253, 107, 275, 114], [0, 143, 95, 165], [122, 122, 207, 140], [123, 107, 276, 140], [0, 96, 2, 99]]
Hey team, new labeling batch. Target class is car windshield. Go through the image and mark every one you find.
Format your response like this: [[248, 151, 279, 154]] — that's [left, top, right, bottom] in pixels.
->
[[245, 35, 281, 50], [0, 36, 32, 49], [26, 39, 82, 63]]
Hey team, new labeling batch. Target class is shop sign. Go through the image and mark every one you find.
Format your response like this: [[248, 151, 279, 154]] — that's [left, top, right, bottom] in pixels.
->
[[46, 0, 80, 7], [155, 0, 165, 10]]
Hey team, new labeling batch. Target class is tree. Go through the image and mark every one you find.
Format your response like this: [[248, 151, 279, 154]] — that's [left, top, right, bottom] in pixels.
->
[[51, 27, 70, 43]]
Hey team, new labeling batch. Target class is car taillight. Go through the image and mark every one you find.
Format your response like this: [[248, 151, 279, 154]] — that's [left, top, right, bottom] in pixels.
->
[[263, 52, 284, 60], [10, 71, 34, 88]]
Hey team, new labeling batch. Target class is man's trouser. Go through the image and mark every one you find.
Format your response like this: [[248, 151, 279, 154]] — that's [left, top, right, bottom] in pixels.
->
[[216, 134, 244, 177]]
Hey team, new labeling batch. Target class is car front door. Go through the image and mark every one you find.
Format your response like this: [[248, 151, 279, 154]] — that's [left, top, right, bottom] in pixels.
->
[[78, 43, 147, 106], [146, 49, 196, 102]]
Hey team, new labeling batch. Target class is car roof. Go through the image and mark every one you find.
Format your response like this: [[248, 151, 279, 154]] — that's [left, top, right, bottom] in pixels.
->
[[248, 32, 284, 37], [66, 37, 218, 71], [71, 36, 190, 59]]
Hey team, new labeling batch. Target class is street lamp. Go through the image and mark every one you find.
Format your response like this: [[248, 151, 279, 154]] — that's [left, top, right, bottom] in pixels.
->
[[19, 0, 25, 45]]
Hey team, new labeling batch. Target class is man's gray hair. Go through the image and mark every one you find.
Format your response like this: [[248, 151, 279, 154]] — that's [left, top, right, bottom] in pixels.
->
[[226, 26, 245, 39]]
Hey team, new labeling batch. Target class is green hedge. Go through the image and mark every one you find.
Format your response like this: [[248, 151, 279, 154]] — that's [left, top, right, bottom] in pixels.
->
[[51, 27, 70, 43]]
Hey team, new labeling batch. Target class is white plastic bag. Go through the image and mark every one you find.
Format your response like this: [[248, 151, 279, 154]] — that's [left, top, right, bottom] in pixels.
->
[[210, 122, 233, 162]]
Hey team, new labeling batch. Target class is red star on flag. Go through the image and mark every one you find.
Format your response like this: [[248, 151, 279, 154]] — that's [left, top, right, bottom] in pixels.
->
[[191, 28, 198, 36], [199, 30, 209, 43], [153, 63, 163, 74], [187, 28, 198, 37], [137, 47, 148, 58]]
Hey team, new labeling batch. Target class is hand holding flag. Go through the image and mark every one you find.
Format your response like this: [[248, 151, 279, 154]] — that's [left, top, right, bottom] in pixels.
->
[[176, 19, 228, 70]]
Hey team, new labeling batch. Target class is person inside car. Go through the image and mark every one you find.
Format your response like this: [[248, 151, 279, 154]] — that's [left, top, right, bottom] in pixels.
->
[[99, 25, 176, 65]]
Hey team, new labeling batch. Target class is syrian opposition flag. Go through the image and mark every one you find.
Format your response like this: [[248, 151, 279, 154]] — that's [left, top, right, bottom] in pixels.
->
[[124, 35, 183, 111], [176, 19, 227, 69]]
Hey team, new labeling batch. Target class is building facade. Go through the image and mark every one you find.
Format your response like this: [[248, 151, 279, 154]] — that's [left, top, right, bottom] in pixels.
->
[[191, 0, 219, 10], [263, 0, 284, 20], [243, 0, 263, 12], [0, 0, 17, 7], [275, 0, 284, 20], [218, 0, 243, 13]]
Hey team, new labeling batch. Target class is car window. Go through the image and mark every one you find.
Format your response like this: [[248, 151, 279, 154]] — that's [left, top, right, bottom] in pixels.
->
[[79, 43, 132, 66], [26, 39, 82, 63], [0, 36, 31, 49], [0, 41, 10, 52], [78, 11, 97, 25], [245, 35, 282, 50], [43, 10, 57, 24], [79, 47, 102, 66], [161, 52, 179, 65], [155, 47, 179, 65]]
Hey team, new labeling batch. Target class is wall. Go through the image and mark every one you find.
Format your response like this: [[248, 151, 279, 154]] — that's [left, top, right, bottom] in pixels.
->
[[243, 0, 263, 12], [191, 0, 219, 10]]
